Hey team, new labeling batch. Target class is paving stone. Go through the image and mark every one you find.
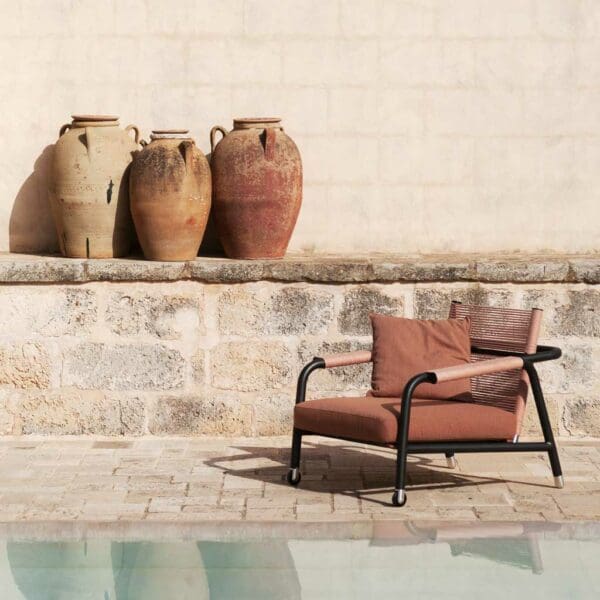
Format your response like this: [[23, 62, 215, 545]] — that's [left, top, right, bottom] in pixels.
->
[[0, 438, 595, 522], [245, 508, 296, 521]]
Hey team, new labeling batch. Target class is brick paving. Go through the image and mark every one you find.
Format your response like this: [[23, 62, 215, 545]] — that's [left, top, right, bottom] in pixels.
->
[[0, 436, 598, 523]]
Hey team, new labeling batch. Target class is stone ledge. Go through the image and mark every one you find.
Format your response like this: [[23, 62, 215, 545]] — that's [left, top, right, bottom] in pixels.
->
[[0, 253, 598, 284]]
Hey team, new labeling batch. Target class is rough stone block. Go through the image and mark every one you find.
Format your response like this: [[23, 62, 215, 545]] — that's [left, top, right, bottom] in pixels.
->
[[218, 285, 334, 335], [298, 339, 372, 392], [0, 256, 85, 283], [268, 287, 335, 335], [62, 343, 185, 391], [0, 343, 50, 389], [254, 394, 294, 436], [117, 396, 147, 435], [14, 389, 123, 435], [521, 393, 559, 437], [149, 395, 252, 435], [211, 341, 293, 392], [475, 259, 570, 283], [562, 397, 600, 438], [521, 288, 565, 337], [413, 286, 513, 320], [85, 260, 188, 282], [0, 287, 97, 336], [555, 290, 600, 338], [106, 291, 203, 339], [217, 287, 265, 335], [569, 259, 600, 284], [0, 391, 14, 434], [372, 259, 473, 282], [338, 287, 404, 335], [191, 350, 205, 385], [535, 342, 597, 395]]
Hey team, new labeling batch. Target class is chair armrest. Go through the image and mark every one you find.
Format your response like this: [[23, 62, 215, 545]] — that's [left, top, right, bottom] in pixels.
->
[[429, 356, 524, 384], [523, 345, 562, 364], [318, 350, 372, 368]]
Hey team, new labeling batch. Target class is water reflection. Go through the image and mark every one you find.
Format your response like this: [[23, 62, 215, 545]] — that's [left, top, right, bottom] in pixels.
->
[[2, 522, 599, 599]]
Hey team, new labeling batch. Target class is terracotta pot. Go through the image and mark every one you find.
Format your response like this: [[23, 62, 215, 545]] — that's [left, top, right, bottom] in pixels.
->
[[130, 130, 212, 261], [210, 118, 302, 259], [48, 114, 140, 258]]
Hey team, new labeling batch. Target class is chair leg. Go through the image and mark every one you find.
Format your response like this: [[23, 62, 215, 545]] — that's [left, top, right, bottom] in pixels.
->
[[445, 451, 457, 469], [548, 444, 564, 488], [525, 363, 564, 489], [287, 428, 302, 486], [392, 446, 408, 507]]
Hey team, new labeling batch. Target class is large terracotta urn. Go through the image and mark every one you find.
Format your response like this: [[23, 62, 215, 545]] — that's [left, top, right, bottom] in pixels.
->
[[130, 130, 211, 261], [49, 114, 140, 258], [210, 118, 302, 259]]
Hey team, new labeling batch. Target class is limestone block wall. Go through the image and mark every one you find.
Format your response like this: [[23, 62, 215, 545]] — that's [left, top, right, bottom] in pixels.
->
[[3, 0, 600, 255], [0, 255, 597, 439]]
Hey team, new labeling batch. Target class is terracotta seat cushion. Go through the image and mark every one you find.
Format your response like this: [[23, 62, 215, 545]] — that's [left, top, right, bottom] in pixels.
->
[[294, 396, 518, 444]]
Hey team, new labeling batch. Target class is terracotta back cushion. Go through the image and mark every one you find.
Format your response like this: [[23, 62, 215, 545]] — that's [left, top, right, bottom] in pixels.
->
[[370, 314, 471, 399]]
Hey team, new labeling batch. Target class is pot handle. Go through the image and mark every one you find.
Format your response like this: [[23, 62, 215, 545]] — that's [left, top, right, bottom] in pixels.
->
[[125, 124, 141, 144], [180, 140, 195, 170], [264, 128, 276, 161], [210, 125, 228, 154], [59, 123, 71, 137]]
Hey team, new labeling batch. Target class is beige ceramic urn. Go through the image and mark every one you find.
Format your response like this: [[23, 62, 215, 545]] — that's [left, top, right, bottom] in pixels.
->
[[49, 115, 140, 258], [130, 130, 212, 261]]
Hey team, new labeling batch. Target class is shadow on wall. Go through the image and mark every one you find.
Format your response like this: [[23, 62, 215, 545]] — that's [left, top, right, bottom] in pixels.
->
[[200, 150, 224, 257], [8, 145, 224, 257], [9, 145, 59, 254]]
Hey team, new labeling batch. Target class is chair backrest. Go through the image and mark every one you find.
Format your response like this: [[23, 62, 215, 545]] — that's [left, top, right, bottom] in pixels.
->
[[449, 302, 542, 431]]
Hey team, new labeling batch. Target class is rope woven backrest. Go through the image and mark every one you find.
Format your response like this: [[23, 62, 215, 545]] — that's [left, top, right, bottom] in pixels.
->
[[449, 302, 542, 419]]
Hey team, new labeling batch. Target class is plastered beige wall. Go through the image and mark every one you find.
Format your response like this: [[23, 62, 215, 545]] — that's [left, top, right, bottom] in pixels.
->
[[2, 0, 600, 255]]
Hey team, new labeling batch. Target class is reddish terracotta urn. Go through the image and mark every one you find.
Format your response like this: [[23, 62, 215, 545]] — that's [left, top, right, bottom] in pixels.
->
[[130, 130, 211, 261], [210, 118, 302, 259]]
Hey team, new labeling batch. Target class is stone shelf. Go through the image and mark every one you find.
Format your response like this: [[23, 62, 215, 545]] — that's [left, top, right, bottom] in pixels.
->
[[0, 252, 598, 284]]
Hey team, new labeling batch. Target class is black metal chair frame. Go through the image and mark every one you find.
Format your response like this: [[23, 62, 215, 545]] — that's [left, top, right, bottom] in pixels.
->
[[287, 344, 563, 507]]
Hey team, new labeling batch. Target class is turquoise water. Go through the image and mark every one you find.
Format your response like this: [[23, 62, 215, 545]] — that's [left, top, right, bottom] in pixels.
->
[[0, 523, 598, 599]]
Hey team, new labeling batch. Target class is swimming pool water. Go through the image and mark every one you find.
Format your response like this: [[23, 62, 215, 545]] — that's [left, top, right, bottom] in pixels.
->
[[0, 522, 598, 599]]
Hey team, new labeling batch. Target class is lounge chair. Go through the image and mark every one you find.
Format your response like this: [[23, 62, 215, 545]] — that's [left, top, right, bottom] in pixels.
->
[[287, 302, 564, 506]]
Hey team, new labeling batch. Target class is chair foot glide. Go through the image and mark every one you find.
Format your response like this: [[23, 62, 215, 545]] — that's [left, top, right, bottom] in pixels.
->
[[554, 475, 564, 489], [286, 468, 301, 486], [392, 489, 407, 507], [446, 455, 457, 469]]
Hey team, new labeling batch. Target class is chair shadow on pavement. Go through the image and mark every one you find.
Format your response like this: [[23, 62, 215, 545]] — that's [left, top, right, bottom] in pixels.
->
[[204, 441, 556, 507]]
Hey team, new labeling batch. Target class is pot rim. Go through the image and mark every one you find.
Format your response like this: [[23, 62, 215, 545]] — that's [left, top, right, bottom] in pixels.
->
[[150, 129, 192, 140], [72, 114, 119, 122], [233, 117, 282, 129]]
